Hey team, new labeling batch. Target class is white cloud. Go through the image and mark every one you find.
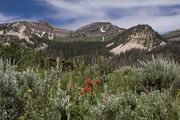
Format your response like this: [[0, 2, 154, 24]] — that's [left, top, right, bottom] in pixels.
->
[[0, 12, 40, 24], [43, 0, 106, 20], [89, 0, 180, 8], [109, 14, 180, 33], [39, 0, 180, 33], [0, 13, 19, 23], [43, 0, 180, 10], [61, 14, 180, 33], [43, 0, 180, 15]]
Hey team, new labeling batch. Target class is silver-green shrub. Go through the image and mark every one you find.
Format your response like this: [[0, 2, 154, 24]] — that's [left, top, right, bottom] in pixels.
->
[[91, 91, 179, 120], [0, 59, 68, 119], [134, 56, 180, 92]]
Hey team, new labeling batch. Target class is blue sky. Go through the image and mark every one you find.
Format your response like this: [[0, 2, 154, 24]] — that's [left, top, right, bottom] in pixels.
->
[[0, 0, 180, 33]]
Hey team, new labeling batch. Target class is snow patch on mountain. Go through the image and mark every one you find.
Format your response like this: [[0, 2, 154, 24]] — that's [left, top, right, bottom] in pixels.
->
[[105, 25, 109, 30], [42, 32, 45, 37], [32, 29, 54, 40], [36, 33, 41, 37], [100, 27, 106, 33], [48, 33, 54, 40], [36, 32, 46, 38], [100, 25, 110, 33]]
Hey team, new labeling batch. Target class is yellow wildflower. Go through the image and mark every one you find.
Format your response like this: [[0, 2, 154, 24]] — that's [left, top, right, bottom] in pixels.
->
[[27, 89, 32, 93]]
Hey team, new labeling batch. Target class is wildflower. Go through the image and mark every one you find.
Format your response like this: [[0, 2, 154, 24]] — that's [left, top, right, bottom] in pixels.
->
[[85, 79, 94, 87], [81, 86, 92, 94], [27, 89, 32, 93], [96, 80, 101, 85]]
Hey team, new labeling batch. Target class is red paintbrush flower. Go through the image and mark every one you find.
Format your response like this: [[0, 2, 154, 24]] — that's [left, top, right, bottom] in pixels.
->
[[85, 79, 94, 87], [96, 80, 101, 85], [80, 86, 92, 94]]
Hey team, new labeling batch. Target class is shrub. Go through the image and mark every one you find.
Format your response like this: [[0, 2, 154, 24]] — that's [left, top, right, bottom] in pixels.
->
[[134, 56, 180, 92], [0, 59, 67, 119], [91, 91, 179, 120], [67, 95, 94, 120], [108, 67, 135, 93]]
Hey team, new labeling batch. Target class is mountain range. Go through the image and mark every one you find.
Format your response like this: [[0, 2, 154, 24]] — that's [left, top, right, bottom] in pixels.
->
[[0, 20, 177, 56], [163, 30, 180, 41]]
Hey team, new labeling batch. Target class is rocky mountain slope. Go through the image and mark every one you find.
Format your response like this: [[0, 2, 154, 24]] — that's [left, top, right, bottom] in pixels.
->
[[108, 24, 165, 54], [0, 21, 72, 44], [163, 30, 180, 41], [71, 22, 125, 41]]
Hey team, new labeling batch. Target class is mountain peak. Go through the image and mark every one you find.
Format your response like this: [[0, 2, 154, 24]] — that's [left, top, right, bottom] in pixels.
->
[[127, 24, 154, 34], [0, 21, 72, 43], [110, 24, 164, 54], [71, 21, 125, 41]]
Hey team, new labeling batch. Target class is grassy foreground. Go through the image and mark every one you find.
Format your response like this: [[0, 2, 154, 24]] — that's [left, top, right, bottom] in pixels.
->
[[0, 57, 180, 120]]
